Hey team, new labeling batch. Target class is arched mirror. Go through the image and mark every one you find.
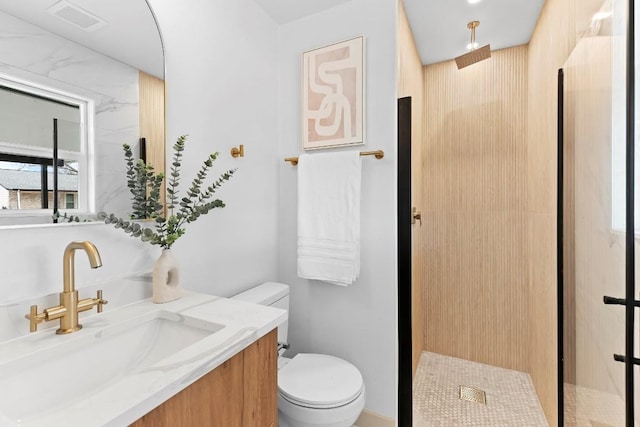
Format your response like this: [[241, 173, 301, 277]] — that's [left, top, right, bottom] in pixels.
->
[[0, 0, 165, 226]]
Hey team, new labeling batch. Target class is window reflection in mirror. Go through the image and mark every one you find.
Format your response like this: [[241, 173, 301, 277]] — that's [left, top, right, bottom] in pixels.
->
[[0, 83, 88, 216]]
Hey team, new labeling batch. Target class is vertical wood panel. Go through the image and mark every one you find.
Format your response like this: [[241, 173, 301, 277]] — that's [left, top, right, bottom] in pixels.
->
[[397, 0, 426, 379], [139, 71, 166, 209], [423, 46, 529, 373], [527, 3, 571, 424], [242, 327, 278, 424]]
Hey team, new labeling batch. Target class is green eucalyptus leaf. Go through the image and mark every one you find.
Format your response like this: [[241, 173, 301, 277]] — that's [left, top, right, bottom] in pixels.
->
[[107, 135, 235, 249]]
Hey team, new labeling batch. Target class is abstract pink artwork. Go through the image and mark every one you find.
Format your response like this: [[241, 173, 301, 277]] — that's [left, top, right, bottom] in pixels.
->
[[302, 37, 364, 150]]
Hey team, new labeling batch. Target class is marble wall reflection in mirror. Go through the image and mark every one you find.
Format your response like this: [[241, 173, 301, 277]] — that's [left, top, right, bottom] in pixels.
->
[[0, 0, 164, 226]]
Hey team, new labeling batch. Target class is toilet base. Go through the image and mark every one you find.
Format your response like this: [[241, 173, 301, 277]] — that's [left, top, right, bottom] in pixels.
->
[[277, 387, 365, 427]]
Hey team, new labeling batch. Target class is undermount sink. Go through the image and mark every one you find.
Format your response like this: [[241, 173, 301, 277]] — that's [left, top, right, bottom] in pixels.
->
[[0, 310, 224, 424]]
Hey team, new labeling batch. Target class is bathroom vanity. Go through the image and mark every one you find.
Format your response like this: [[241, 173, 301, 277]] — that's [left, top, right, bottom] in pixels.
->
[[130, 329, 277, 426], [0, 284, 286, 427]]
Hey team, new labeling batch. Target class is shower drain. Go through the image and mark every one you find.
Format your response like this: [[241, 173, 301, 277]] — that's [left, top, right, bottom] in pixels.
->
[[459, 385, 487, 405]]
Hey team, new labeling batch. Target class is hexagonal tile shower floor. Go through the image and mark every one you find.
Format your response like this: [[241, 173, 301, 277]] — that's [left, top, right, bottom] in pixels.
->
[[413, 352, 548, 426]]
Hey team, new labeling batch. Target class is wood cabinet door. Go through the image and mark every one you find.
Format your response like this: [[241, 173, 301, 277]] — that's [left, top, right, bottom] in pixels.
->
[[131, 329, 277, 427]]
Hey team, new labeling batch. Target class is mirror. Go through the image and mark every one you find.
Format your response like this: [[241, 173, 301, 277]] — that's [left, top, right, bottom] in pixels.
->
[[0, 0, 164, 226]]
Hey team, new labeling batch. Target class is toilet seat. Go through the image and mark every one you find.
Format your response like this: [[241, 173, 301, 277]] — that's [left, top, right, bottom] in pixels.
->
[[278, 353, 364, 409]]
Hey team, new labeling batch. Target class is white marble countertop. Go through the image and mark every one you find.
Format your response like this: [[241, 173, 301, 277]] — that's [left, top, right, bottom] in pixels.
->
[[0, 291, 286, 427]]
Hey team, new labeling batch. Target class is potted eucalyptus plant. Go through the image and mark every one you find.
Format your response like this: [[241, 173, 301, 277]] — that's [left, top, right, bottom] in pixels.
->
[[99, 135, 235, 303]]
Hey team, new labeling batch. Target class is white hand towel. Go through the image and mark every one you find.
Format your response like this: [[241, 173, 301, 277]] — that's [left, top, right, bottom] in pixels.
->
[[297, 151, 361, 286]]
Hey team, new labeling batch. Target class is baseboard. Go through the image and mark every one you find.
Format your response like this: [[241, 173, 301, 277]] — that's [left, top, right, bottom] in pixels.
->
[[355, 409, 395, 427]]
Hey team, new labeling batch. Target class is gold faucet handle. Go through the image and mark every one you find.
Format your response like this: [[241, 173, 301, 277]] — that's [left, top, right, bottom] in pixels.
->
[[25, 305, 47, 333], [96, 290, 108, 313]]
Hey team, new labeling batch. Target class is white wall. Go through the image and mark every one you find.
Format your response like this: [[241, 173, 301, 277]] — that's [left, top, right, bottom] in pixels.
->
[[147, 0, 280, 297], [151, 0, 399, 417], [277, 0, 398, 418]]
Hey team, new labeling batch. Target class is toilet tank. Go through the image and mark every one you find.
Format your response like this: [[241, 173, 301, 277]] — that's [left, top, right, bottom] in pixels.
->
[[232, 282, 289, 344]]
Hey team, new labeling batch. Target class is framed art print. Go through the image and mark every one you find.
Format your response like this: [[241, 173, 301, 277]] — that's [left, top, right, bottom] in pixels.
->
[[302, 36, 364, 150]]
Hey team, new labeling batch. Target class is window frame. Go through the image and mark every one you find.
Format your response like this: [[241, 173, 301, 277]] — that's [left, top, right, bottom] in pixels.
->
[[65, 193, 76, 209]]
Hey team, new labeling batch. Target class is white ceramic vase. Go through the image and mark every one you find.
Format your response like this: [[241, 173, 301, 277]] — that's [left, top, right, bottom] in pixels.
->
[[152, 249, 183, 303]]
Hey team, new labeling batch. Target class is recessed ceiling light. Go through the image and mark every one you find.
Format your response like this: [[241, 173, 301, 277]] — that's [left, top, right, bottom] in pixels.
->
[[468, 0, 482, 4]]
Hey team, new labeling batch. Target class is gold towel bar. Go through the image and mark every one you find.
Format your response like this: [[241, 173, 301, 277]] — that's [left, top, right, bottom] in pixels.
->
[[284, 150, 384, 166]]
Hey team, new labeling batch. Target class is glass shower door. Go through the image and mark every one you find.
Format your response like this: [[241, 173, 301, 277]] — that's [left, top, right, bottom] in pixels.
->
[[560, 0, 635, 424]]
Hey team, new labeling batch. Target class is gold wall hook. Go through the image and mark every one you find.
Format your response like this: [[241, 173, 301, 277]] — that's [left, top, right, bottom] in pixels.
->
[[230, 144, 244, 158], [284, 157, 299, 166]]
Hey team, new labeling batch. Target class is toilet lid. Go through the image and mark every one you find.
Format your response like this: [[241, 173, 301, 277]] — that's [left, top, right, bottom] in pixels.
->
[[278, 353, 364, 409]]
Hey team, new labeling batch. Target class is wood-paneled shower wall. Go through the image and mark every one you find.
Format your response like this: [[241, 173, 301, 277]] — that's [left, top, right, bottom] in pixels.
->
[[422, 45, 530, 373], [527, 0, 604, 423], [397, 0, 425, 378]]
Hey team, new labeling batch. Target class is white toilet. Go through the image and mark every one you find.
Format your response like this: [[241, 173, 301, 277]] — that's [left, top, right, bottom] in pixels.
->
[[232, 282, 365, 427]]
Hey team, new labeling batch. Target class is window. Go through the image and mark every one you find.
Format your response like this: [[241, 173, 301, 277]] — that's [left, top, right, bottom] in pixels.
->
[[65, 193, 76, 209]]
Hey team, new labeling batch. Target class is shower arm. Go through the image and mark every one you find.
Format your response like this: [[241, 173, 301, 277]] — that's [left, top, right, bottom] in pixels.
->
[[468, 21, 479, 51]]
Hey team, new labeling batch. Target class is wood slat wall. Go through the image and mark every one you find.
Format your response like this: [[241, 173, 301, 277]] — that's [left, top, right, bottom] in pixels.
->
[[527, 0, 601, 423], [397, 0, 426, 378], [139, 71, 166, 209], [526, 3, 575, 423], [422, 45, 530, 372], [527, 0, 603, 423]]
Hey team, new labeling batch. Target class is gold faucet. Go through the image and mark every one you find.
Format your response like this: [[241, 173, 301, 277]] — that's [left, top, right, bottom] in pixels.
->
[[26, 241, 108, 334]]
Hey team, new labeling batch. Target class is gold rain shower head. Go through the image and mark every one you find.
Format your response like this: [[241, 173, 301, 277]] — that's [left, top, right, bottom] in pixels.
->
[[454, 21, 491, 69]]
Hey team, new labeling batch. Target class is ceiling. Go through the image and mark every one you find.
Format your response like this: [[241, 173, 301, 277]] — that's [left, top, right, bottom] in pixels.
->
[[252, 0, 355, 24], [256, 0, 547, 65], [1, 0, 548, 79], [0, 0, 163, 78]]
